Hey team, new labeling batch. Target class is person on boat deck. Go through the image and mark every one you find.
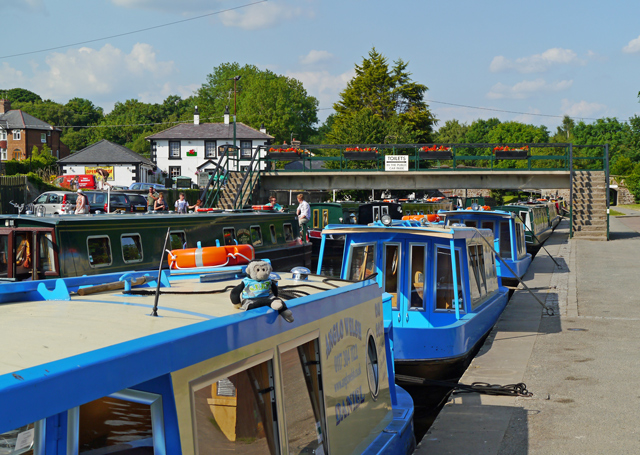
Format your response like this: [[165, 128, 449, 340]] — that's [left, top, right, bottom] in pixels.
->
[[296, 193, 310, 224], [147, 188, 159, 210], [74, 189, 89, 214], [230, 260, 294, 323], [154, 192, 168, 211], [189, 199, 203, 211], [175, 192, 189, 213], [266, 196, 284, 212]]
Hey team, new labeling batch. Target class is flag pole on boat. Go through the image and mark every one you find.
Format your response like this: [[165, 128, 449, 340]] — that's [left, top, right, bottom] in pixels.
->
[[151, 227, 171, 317]]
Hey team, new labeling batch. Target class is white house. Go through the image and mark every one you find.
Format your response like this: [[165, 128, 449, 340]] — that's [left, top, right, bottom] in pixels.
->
[[147, 107, 274, 187], [57, 139, 155, 187]]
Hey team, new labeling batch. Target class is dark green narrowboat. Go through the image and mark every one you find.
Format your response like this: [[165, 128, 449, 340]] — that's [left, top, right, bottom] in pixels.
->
[[494, 204, 552, 253], [0, 211, 311, 281]]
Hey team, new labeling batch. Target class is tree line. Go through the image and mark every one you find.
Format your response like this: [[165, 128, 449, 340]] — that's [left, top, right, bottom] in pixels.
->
[[3, 47, 640, 198]]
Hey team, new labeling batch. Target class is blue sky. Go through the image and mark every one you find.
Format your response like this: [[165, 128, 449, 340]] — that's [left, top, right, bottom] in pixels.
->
[[3, 0, 640, 132]]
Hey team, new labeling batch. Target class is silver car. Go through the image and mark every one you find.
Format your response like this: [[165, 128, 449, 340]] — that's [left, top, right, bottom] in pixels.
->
[[31, 191, 78, 214]]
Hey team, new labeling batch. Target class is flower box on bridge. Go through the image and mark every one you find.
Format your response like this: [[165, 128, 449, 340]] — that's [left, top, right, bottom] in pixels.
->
[[494, 146, 529, 160], [344, 147, 379, 160], [418, 145, 453, 160], [267, 148, 303, 160]]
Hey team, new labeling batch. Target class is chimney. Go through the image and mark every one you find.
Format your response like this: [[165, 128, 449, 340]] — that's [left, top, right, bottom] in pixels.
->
[[194, 105, 200, 125], [260, 123, 267, 134], [224, 105, 230, 125], [0, 99, 11, 114]]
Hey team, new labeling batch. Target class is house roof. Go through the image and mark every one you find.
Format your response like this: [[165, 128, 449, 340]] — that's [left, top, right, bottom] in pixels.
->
[[0, 110, 58, 131], [145, 122, 274, 141], [58, 139, 155, 166]]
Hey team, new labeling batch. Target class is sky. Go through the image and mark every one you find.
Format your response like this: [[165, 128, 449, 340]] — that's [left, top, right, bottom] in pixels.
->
[[2, 0, 640, 133]]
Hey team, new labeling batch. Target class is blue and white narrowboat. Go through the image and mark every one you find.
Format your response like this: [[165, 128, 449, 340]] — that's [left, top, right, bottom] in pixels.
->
[[317, 218, 510, 381], [0, 258, 415, 454], [440, 209, 532, 282]]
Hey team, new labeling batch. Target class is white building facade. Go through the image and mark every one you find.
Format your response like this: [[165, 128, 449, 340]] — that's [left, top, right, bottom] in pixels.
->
[[147, 109, 274, 187]]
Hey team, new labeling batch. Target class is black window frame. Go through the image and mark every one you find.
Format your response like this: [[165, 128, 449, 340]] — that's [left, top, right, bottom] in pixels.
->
[[169, 141, 181, 160], [205, 140, 216, 158]]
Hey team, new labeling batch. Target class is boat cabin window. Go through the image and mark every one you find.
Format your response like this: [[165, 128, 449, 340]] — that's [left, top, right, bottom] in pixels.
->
[[170, 231, 187, 250], [250, 226, 263, 247], [87, 236, 112, 267], [280, 339, 326, 454], [347, 243, 376, 281], [499, 222, 512, 260], [121, 234, 143, 263], [38, 232, 56, 274], [468, 244, 488, 309], [519, 211, 528, 225], [410, 244, 426, 309], [15, 232, 33, 278], [269, 224, 277, 244], [435, 246, 464, 312], [223, 228, 236, 246], [381, 206, 389, 216], [516, 223, 526, 258], [465, 220, 477, 228], [373, 206, 380, 221], [236, 229, 251, 245], [283, 224, 294, 242], [447, 219, 459, 226], [69, 389, 164, 455], [193, 359, 278, 455], [0, 420, 43, 455], [383, 243, 400, 309], [484, 243, 499, 293], [481, 221, 494, 231], [322, 209, 329, 228], [312, 209, 320, 229], [366, 334, 380, 398], [0, 234, 8, 278]]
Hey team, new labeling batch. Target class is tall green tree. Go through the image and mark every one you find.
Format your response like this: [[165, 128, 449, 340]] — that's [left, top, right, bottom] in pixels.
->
[[331, 48, 436, 143], [435, 120, 469, 143], [197, 63, 318, 144]]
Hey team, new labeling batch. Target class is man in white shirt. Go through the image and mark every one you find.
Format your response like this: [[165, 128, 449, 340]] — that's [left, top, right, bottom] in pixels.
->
[[296, 193, 310, 236]]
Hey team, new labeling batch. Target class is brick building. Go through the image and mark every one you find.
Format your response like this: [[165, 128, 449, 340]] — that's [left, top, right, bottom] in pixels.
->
[[0, 99, 69, 162]]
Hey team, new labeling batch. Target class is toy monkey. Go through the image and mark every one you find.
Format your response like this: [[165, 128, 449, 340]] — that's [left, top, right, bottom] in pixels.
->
[[230, 260, 294, 323]]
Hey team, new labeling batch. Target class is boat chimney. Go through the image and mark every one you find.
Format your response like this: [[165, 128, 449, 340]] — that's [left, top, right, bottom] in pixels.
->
[[194, 105, 200, 125], [224, 105, 230, 125]]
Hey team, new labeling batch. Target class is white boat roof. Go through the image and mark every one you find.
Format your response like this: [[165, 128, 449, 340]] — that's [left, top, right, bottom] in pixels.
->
[[439, 210, 516, 219], [0, 274, 351, 376], [322, 222, 495, 240]]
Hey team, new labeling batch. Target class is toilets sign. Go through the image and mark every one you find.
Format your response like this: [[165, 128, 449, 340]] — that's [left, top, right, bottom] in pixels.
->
[[384, 155, 409, 171]]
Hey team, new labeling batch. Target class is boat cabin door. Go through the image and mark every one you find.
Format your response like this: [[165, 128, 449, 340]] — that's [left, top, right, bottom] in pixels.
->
[[382, 241, 429, 328], [0, 229, 58, 281]]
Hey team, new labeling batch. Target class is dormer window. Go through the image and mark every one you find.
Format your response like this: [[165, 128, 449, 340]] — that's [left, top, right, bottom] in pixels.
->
[[13, 130, 21, 140], [41, 133, 46, 143]]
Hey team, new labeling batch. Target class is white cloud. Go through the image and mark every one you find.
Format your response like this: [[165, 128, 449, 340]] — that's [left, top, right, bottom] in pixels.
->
[[623, 35, 640, 53], [285, 69, 354, 116], [513, 108, 542, 125], [487, 78, 573, 99], [300, 50, 334, 66], [0, 0, 47, 12], [490, 48, 583, 73], [220, 2, 308, 30], [0, 63, 26, 87], [110, 0, 220, 13], [560, 99, 607, 118]]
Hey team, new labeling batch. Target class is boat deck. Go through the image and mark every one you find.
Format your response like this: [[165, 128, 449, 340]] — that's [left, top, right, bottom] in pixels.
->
[[0, 274, 348, 376]]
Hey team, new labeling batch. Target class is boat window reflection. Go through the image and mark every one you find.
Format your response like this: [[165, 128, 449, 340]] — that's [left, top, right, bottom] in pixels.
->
[[250, 226, 263, 247], [410, 244, 426, 309], [322, 209, 329, 228], [38, 232, 56, 274], [283, 224, 294, 242], [121, 234, 143, 263], [79, 396, 153, 454], [383, 243, 400, 309], [499, 222, 512, 260], [223, 228, 236, 246], [347, 244, 376, 281], [87, 236, 112, 267], [312, 210, 319, 229], [170, 231, 186, 250], [269, 224, 277, 244], [0, 422, 36, 455], [0, 234, 9, 278], [281, 340, 326, 455], [435, 247, 464, 311], [194, 360, 278, 455], [481, 221, 494, 231]]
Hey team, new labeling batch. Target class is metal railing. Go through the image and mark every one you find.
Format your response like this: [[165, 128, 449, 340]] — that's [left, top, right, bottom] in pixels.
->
[[260, 143, 608, 173], [200, 154, 232, 208], [231, 146, 264, 210]]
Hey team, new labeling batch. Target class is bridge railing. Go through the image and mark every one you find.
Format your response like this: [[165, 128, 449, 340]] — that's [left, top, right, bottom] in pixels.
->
[[261, 143, 608, 172]]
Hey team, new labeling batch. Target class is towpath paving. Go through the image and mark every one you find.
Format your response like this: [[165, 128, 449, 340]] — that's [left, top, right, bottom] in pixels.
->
[[415, 216, 640, 454]]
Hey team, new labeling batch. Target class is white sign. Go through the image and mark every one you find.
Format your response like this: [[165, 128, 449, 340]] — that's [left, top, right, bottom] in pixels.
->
[[385, 155, 409, 171]]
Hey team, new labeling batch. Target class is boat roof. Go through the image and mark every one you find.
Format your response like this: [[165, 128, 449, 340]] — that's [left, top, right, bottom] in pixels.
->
[[322, 220, 494, 240], [0, 272, 355, 377], [0, 210, 295, 227], [439, 209, 516, 219]]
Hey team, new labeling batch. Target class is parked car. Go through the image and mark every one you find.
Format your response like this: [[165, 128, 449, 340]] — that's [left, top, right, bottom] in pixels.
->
[[31, 191, 78, 214], [128, 182, 165, 191], [82, 191, 132, 213], [125, 193, 148, 212]]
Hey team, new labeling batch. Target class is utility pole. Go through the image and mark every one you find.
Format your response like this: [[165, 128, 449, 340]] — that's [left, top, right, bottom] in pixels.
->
[[231, 75, 241, 153]]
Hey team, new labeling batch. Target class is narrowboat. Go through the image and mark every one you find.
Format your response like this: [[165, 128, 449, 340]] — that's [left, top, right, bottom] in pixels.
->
[[0, 260, 415, 454], [317, 218, 510, 381], [400, 199, 453, 217], [440, 208, 532, 283], [308, 202, 360, 253], [0, 210, 311, 282], [495, 203, 553, 253], [357, 201, 403, 225]]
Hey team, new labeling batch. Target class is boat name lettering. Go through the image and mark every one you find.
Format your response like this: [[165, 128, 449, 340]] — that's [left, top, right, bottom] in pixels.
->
[[334, 364, 362, 392], [375, 320, 384, 339], [335, 386, 365, 426], [325, 317, 362, 359], [375, 301, 381, 318]]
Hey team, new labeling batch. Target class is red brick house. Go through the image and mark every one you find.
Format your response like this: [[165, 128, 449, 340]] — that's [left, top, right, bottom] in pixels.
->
[[0, 99, 69, 162]]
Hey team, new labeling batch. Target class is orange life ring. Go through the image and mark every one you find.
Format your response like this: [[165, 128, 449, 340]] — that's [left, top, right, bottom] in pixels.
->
[[168, 244, 255, 269], [252, 205, 273, 211], [195, 207, 215, 212], [482, 205, 491, 211], [401, 214, 440, 223]]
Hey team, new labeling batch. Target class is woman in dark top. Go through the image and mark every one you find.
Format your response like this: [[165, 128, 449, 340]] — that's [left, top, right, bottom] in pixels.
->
[[154, 192, 168, 211]]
